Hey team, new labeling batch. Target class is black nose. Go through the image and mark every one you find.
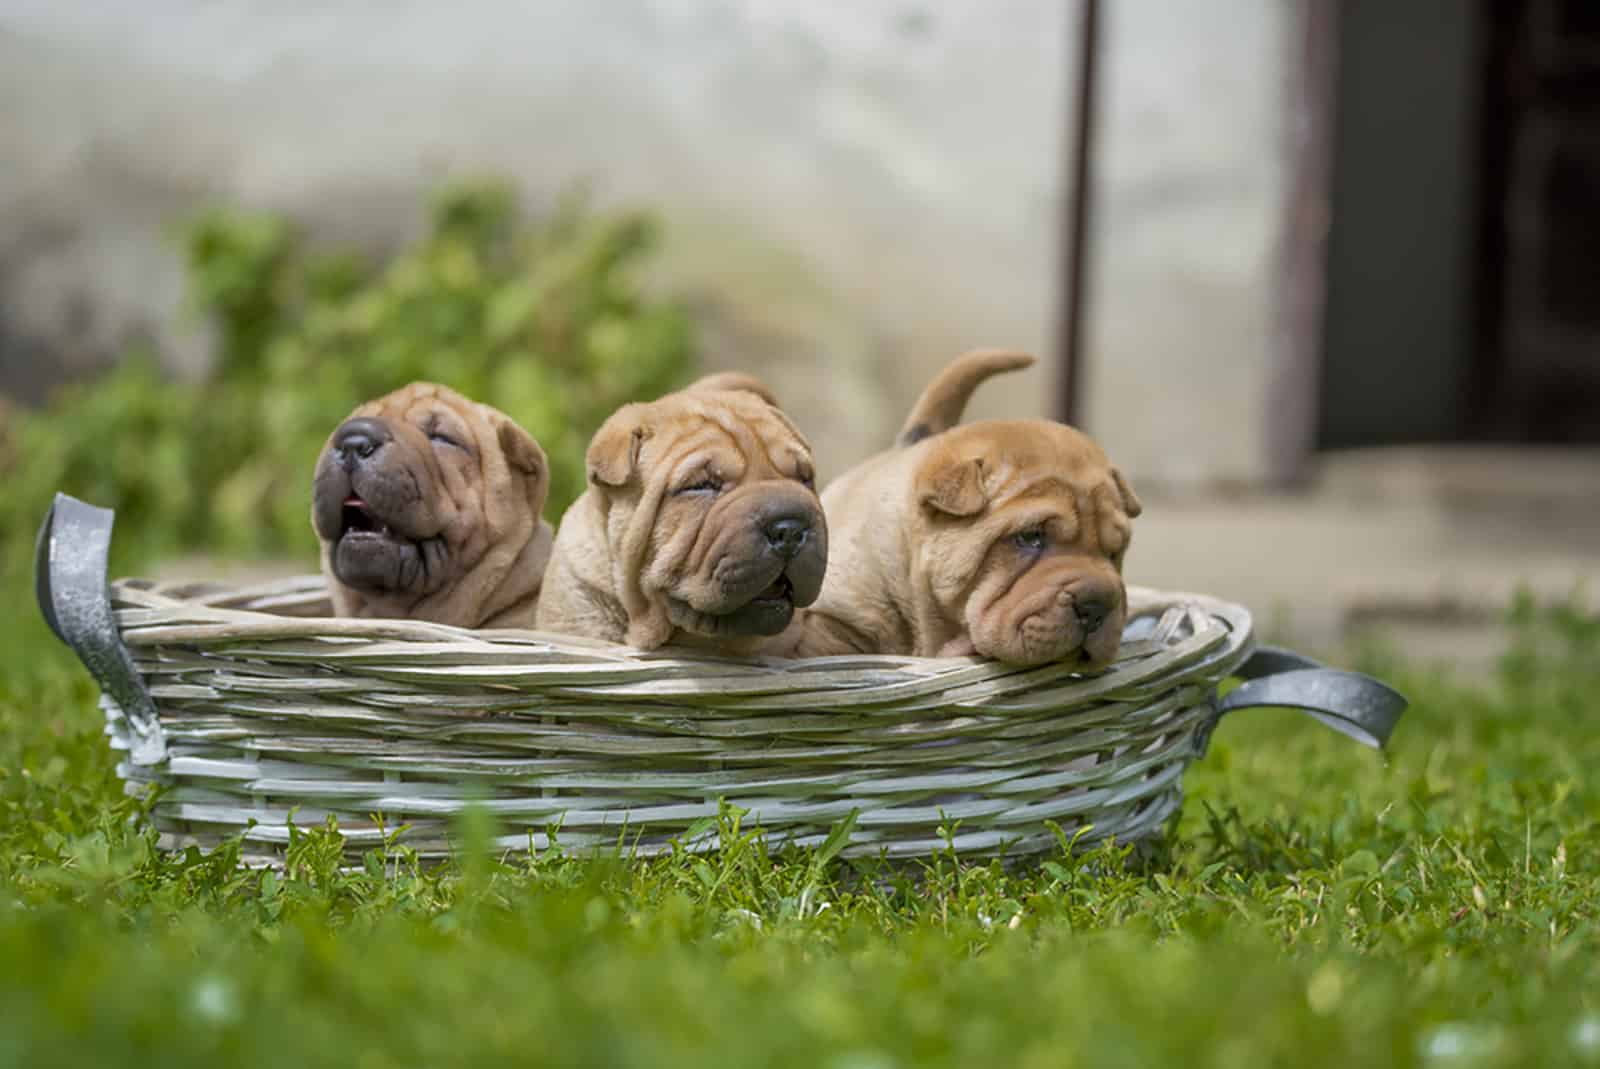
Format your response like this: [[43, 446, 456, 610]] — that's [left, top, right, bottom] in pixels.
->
[[763, 516, 811, 559], [333, 418, 391, 470], [1074, 594, 1112, 635]]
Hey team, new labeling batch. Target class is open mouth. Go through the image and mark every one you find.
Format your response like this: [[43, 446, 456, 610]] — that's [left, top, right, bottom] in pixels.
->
[[665, 569, 800, 640], [749, 574, 794, 606], [340, 496, 393, 539]]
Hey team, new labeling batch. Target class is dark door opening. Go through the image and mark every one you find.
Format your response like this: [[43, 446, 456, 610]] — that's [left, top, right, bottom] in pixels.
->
[[1473, 0, 1600, 443], [1317, 0, 1600, 450]]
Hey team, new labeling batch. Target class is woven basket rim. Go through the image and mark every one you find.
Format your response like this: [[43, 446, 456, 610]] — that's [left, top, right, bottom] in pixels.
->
[[110, 574, 1253, 676]]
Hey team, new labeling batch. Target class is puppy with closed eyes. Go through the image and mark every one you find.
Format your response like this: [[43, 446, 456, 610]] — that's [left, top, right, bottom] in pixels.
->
[[311, 382, 553, 629], [535, 374, 827, 654], [781, 349, 1142, 667]]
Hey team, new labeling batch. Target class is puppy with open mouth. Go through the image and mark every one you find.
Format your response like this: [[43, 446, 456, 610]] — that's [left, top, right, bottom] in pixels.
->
[[535, 373, 827, 654], [312, 382, 554, 629], [780, 349, 1142, 668]]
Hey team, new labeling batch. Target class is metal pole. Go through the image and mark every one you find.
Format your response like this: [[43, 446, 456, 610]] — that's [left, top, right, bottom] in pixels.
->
[[1058, 0, 1101, 427]]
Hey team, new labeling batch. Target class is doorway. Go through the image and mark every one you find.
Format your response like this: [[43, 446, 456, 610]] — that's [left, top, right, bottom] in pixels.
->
[[1317, 0, 1600, 450]]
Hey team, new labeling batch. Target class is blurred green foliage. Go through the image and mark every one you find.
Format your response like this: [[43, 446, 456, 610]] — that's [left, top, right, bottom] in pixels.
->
[[0, 181, 693, 573]]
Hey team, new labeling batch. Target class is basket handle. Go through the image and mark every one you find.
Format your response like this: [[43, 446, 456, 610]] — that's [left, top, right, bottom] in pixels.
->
[[35, 494, 165, 764], [1193, 644, 1407, 756]]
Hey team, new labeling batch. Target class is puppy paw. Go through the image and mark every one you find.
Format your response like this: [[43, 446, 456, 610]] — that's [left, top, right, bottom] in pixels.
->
[[936, 635, 978, 658]]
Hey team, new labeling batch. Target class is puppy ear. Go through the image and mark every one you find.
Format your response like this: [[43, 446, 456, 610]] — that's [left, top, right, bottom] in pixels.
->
[[1111, 467, 1143, 518], [496, 418, 548, 480], [919, 456, 988, 518], [685, 371, 782, 409], [586, 408, 649, 488]]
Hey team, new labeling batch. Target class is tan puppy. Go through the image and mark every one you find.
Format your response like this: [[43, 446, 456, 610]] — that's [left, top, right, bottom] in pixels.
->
[[783, 350, 1142, 667], [536, 374, 826, 654], [311, 382, 553, 629]]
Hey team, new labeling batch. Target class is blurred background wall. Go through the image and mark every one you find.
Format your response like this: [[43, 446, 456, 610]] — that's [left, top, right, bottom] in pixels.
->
[[0, 0, 1326, 488], [1079, 0, 1293, 488], [6, 1, 1600, 478], [0, 0, 1077, 483]]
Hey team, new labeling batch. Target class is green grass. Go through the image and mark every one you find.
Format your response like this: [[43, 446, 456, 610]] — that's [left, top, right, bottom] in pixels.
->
[[2, 552, 1597, 1068]]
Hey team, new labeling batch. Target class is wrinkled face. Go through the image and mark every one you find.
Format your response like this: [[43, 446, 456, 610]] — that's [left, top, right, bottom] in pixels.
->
[[913, 422, 1141, 667], [311, 383, 547, 601], [588, 390, 827, 643]]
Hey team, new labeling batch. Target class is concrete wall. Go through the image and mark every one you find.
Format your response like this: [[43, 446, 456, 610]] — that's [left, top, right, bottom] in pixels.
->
[[0, 0, 1300, 488], [1079, 0, 1293, 489], [0, 0, 1073, 481]]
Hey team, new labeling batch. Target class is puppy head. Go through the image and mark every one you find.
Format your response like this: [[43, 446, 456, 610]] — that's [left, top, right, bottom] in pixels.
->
[[583, 376, 826, 648], [910, 421, 1141, 667], [311, 382, 549, 609]]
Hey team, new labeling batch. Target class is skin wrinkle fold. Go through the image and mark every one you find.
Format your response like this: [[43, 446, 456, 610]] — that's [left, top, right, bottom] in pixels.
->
[[311, 382, 553, 629], [538, 376, 827, 654]]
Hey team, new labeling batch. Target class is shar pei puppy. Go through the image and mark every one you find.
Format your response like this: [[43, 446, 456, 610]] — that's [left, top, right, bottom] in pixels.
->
[[536, 373, 827, 655], [779, 349, 1142, 668], [312, 382, 553, 629]]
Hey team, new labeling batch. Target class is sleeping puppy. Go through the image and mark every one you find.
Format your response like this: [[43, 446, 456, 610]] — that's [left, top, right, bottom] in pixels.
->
[[782, 349, 1142, 667], [311, 382, 553, 629], [536, 374, 826, 654]]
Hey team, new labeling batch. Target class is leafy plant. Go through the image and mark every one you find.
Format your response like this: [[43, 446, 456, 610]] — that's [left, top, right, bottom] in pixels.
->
[[0, 181, 694, 574]]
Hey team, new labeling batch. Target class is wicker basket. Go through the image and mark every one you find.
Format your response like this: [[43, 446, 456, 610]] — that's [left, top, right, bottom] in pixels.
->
[[36, 494, 1406, 864]]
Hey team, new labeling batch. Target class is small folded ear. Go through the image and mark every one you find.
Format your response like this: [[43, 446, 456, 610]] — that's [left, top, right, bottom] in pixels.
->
[[586, 408, 649, 489], [919, 456, 988, 518], [496, 418, 547, 481], [685, 371, 782, 409], [1110, 467, 1142, 518]]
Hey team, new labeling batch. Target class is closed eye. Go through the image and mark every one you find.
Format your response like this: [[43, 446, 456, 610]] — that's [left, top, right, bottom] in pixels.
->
[[428, 431, 463, 450], [675, 477, 723, 496]]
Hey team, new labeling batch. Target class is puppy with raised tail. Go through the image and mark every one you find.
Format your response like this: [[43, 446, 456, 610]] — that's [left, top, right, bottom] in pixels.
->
[[312, 382, 553, 629], [782, 350, 1142, 667], [536, 374, 827, 654]]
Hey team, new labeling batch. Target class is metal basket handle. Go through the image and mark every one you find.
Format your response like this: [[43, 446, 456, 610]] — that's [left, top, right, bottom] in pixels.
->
[[35, 494, 165, 764], [1194, 644, 1408, 756]]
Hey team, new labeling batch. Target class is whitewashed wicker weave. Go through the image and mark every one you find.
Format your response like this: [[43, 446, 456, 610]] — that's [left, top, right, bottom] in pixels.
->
[[38, 494, 1406, 865]]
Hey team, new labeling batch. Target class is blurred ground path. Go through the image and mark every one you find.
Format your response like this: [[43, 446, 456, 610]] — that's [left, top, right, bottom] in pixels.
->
[[152, 447, 1599, 671], [1131, 447, 1599, 667]]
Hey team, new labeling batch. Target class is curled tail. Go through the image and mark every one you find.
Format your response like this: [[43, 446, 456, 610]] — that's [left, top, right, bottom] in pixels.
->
[[896, 349, 1036, 447]]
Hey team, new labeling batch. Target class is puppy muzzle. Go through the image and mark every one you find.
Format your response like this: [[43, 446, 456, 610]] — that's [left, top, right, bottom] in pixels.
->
[[972, 574, 1126, 668], [312, 420, 447, 596], [665, 487, 828, 638], [331, 418, 392, 472]]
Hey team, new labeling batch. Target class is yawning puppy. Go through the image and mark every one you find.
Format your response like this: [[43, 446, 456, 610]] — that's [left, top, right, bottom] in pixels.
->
[[535, 374, 827, 654], [311, 382, 554, 629], [783, 349, 1142, 667]]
